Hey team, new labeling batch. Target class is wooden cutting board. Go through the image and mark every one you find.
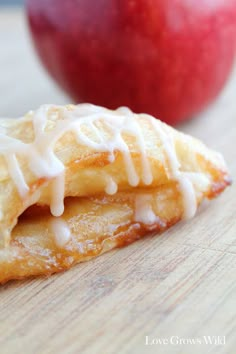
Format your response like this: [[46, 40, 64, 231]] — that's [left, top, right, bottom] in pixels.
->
[[0, 9, 235, 354]]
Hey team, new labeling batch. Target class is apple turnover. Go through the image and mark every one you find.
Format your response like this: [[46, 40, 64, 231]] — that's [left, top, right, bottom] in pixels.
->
[[0, 104, 230, 283]]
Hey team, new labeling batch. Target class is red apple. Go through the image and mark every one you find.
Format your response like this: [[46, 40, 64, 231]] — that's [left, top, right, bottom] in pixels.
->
[[26, 0, 236, 125]]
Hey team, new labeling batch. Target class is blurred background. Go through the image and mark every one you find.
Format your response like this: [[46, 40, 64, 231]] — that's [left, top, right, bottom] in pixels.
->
[[0, 1, 69, 117], [0, 0, 235, 125], [0, 0, 23, 5]]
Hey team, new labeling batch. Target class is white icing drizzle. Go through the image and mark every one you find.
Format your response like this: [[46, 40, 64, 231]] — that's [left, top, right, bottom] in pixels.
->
[[23, 190, 41, 211], [177, 177, 197, 219], [145, 116, 197, 219], [50, 218, 71, 248], [50, 173, 65, 217], [0, 103, 200, 230], [105, 177, 118, 195], [33, 104, 48, 136], [126, 116, 153, 185], [134, 194, 160, 225], [118, 135, 140, 186], [184, 172, 209, 190], [6, 154, 29, 197], [116, 106, 133, 116], [1, 134, 29, 198]]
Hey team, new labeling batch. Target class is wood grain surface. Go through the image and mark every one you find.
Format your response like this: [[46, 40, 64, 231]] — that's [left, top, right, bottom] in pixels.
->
[[0, 8, 235, 354]]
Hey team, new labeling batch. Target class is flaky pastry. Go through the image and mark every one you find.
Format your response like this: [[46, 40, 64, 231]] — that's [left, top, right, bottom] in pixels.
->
[[0, 104, 230, 283]]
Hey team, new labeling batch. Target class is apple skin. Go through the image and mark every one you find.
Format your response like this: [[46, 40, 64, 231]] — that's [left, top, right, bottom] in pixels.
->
[[26, 0, 236, 125]]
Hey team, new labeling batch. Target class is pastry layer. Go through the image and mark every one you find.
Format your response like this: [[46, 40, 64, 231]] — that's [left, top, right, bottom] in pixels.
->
[[0, 171, 229, 284]]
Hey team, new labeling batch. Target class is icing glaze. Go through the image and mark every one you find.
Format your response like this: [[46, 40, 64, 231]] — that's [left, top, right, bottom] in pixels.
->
[[50, 218, 71, 248], [6, 154, 29, 197], [50, 173, 65, 217], [0, 103, 200, 238], [105, 177, 118, 195], [134, 194, 160, 225], [146, 116, 197, 219]]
